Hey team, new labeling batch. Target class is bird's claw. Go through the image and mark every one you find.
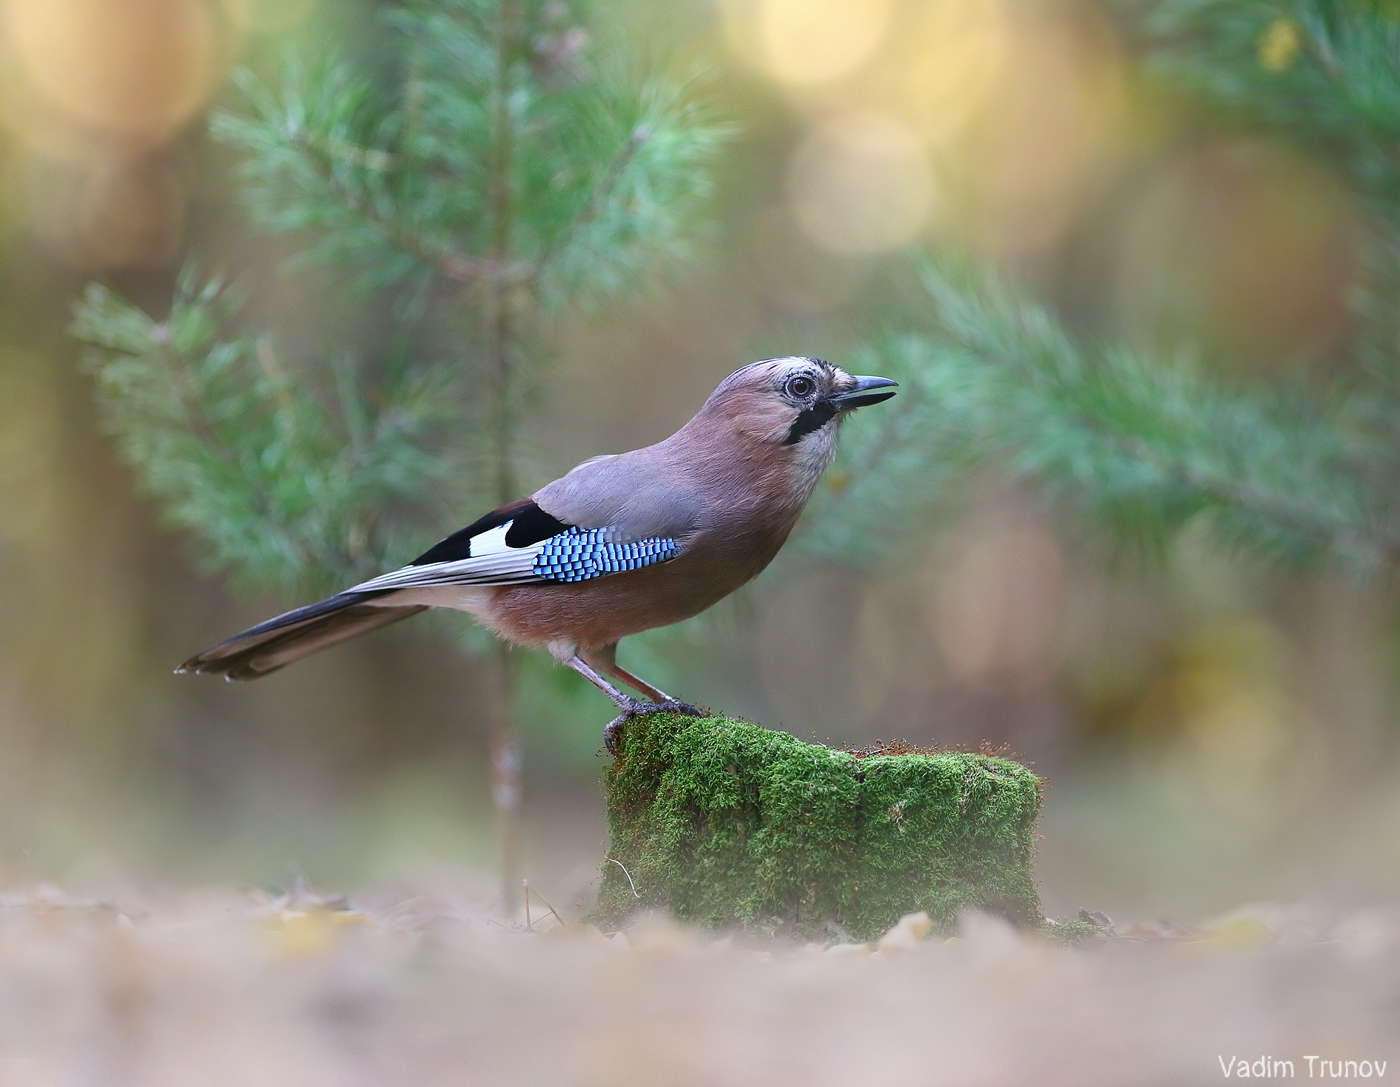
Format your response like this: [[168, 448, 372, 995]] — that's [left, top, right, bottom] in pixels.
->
[[603, 698, 707, 756], [654, 699, 704, 718], [603, 715, 628, 756]]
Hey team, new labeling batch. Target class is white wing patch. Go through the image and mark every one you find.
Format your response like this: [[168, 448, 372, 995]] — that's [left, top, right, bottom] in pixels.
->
[[465, 523, 513, 557], [348, 524, 549, 593]]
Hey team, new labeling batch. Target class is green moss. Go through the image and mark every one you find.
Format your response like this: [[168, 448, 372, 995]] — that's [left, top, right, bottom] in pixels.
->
[[1038, 918, 1102, 945], [592, 713, 1044, 941]]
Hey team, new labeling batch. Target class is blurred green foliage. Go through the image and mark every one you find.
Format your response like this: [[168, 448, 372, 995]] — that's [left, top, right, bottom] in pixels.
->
[[809, 261, 1389, 568], [807, 0, 1400, 575], [72, 274, 454, 592], [71, 0, 726, 595], [68, 0, 1400, 706]]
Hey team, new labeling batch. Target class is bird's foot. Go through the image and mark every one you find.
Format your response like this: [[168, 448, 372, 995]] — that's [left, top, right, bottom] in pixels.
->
[[603, 696, 649, 756], [603, 698, 707, 756], [653, 698, 704, 718]]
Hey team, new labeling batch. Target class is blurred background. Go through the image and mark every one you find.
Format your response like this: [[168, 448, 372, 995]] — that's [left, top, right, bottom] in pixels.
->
[[0, 0, 1395, 926]]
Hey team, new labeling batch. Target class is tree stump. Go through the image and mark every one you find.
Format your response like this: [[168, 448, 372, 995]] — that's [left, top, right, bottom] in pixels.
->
[[593, 712, 1044, 941]]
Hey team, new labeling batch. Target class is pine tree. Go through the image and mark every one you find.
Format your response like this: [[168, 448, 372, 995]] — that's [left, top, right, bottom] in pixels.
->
[[71, 0, 726, 909], [806, 0, 1400, 576]]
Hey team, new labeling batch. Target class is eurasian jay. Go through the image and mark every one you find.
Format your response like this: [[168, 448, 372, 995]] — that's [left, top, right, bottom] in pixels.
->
[[178, 357, 897, 749]]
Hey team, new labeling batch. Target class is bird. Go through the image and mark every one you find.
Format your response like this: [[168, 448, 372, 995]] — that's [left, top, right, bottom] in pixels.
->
[[178, 357, 897, 751]]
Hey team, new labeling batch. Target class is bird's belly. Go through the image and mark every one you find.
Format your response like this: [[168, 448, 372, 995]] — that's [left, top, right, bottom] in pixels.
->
[[484, 540, 775, 650]]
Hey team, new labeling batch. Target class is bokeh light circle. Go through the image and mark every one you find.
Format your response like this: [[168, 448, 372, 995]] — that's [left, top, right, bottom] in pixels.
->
[[724, 0, 891, 87], [4, 0, 218, 142], [788, 114, 934, 255]]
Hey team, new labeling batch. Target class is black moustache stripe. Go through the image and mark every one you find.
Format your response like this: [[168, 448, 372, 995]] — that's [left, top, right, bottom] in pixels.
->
[[783, 399, 839, 445]]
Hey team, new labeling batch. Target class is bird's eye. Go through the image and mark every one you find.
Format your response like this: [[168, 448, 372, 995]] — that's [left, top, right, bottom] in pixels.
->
[[785, 375, 816, 399]]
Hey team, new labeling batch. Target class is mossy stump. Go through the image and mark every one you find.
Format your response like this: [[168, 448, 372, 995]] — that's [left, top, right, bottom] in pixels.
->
[[593, 713, 1043, 941]]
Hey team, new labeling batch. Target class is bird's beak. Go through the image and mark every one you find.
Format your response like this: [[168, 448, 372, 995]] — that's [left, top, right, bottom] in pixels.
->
[[829, 375, 898, 410]]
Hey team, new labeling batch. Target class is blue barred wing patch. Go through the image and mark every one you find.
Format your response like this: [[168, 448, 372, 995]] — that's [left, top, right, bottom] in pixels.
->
[[532, 527, 678, 583]]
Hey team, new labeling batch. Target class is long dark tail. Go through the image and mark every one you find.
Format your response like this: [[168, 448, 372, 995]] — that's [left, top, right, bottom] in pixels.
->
[[177, 592, 427, 681]]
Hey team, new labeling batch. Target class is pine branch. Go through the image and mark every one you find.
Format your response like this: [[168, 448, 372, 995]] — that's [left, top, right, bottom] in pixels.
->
[[804, 264, 1396, 568], [72, 276, 458, 593], [529, 121, 649, 284], [286, 127, 516, 284], [215, 21, 727, 305], [533, 68, 732, 307], [214, 58, 504, 288], [932, 263, 1395, 562]]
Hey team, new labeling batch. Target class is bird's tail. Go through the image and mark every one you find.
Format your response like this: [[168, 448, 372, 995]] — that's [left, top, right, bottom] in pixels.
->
[[177, 592, 426, 681]]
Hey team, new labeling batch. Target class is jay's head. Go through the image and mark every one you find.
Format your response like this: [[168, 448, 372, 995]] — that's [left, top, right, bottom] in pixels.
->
[[698, 357, 898, 452]]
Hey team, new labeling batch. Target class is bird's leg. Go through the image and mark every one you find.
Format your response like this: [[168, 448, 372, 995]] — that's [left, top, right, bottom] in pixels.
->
[[565, 651, 702, 756], [605, 662, 669, 703], [564, 653, 644, 712], [588, 643, 703, 717], [563, 654, 649, 756]]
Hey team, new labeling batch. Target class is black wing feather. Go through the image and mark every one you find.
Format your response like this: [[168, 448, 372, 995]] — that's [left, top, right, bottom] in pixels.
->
[[409, 499, 572, 565]]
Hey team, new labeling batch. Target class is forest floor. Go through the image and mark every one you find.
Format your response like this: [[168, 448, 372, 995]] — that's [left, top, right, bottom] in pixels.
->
[[0, 881, 1395, 1086]]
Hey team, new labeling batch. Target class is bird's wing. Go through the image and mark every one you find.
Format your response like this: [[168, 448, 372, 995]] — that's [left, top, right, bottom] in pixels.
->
[[345, 497, 684, 593], [532, 450, 708, 543]]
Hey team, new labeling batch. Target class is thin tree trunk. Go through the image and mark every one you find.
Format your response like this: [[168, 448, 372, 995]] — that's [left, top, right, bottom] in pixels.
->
[[488, 0, 523, 917], [489, 642, 522, 914]]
